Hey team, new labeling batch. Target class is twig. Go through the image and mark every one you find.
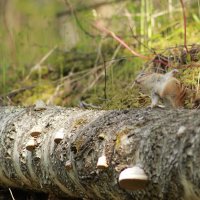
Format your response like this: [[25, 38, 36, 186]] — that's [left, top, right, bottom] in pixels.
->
[[129, 26, 155, 54], [63, 0, 95, 38], [58, 70, 89, 83], [102, 52, 107, 100], [94, 37, 104, 68], [179, 0, 188, 53], [79, 101, 100, 109], [9, 188, 15, 200], [93, 22, 150, 60], [128, 30, 170, 67], [82, 44, 121, 94], [197, 71, 200, 93], [25, 46, 57, 80], [47, 83, 63, 105], [153, 8, 182, 18], [67, 57, 124, 84], [0, 85, 35, 99], [49, 69, 98, 104]]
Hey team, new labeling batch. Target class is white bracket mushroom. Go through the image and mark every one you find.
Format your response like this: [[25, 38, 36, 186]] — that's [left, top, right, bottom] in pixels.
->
[[97, 155, 108, 169], [26, 125, 43, 151], [34, 100, 47, 111], [118, 166, 148, 190], [26, 138, 37, 151], [54, 128, 65, 144], [30, 125, 42, 138]]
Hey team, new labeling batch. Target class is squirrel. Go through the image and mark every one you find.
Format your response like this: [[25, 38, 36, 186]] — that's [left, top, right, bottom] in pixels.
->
[[134, 69, 197, 108]]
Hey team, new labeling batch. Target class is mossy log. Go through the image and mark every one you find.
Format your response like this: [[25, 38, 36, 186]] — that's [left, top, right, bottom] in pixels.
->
[[0, 106, 200, 200]]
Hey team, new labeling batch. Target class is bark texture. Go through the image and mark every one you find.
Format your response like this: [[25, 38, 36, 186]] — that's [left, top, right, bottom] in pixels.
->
[[0, 106, 200, 200]]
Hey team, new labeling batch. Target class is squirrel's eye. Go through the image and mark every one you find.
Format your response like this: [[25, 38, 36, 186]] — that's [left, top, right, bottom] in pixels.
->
[[139, 73, 146, 77]]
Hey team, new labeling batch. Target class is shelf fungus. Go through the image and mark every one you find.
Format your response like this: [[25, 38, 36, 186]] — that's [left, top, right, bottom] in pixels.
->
[[97, 155, 108, 169], [30, 125, 42, 138], [34, 100, 47, 111], [118, 166, 148, 190], [54, 128, 65, 144], [65, 160, 72, 171], [26, 138, 37, 151]]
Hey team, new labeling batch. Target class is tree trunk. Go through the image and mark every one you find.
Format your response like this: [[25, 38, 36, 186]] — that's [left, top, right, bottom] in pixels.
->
[[0, 106, 200, 200]]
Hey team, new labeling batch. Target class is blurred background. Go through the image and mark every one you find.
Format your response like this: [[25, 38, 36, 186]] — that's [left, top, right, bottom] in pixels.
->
[[0, 0, 200, 109]]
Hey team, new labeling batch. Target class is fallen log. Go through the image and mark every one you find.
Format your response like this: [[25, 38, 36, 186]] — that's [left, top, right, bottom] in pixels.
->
[[0, 106, 199, 200]]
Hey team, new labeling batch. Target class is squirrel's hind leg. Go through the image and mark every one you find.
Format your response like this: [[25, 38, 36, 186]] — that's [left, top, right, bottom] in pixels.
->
[[149, 92, 165, 109]]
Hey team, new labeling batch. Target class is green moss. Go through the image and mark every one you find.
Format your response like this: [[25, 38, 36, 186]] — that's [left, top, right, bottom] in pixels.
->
[[180, 66, 200, 90], [115, 128, 130, 149], [73, 118, 88, 129], [73, 136, 84, 153], [13, 80, 55, 106]]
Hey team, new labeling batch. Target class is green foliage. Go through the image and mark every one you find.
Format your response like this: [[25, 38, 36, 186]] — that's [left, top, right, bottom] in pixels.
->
[[84, 57, 144, 109], [14, 80, 55, 106], [180, 67, 200, 88], [0, 0, 200, 109]]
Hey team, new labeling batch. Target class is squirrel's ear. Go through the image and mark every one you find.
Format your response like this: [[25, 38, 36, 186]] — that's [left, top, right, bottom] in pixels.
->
[[139, 72, 146, 76], [164, 69, 179, 79]]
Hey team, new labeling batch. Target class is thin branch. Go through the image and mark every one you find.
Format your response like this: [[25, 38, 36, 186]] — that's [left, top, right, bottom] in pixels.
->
[[179, 0, 188, 53], [153, 8, 182, 18], [93, 22, 172, 67], [82, 45, 121, 94], [63, 0, 95, 38], [79, 101, 101, 109], [0, 85, 35, 99], [94, 37, 104, 68], [9, 188, 15, 200], [93, 22, 151, 60], [47, 84, 63, 105], [129, 26, 155, 54], [197, 71, 200, 93], [102, 52, 107, 100], [25, 46, 57, 81]]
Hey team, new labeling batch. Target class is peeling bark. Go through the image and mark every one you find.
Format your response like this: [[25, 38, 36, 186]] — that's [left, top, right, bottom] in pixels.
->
[[0, 106, 200, 200]]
